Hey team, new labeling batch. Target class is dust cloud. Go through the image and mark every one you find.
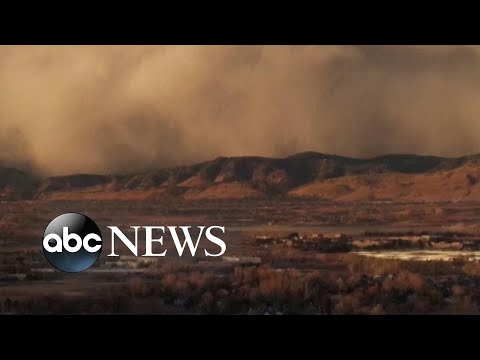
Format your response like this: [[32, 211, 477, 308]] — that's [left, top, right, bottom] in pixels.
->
[[1, 45, 480, 175]]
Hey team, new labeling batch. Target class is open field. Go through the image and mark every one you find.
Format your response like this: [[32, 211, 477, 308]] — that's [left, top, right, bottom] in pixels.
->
[[2, 199, 480, 314]]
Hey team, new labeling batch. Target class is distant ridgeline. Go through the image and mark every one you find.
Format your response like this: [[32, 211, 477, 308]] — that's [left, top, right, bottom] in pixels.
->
[[3, 152, 480, 201]]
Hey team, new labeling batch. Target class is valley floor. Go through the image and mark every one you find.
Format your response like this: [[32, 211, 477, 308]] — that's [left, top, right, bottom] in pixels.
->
[[2, 199, 480, 314]]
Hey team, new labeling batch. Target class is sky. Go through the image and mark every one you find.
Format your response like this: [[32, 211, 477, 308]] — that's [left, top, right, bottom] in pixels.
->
[[1, 45, 480, 175]]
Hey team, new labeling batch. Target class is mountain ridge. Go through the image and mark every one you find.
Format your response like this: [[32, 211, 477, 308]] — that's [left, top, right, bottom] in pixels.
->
[[3, 152, 480, 201]]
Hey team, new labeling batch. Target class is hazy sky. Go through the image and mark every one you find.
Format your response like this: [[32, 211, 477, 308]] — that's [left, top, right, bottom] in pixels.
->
[[1, 45, 480, 175]]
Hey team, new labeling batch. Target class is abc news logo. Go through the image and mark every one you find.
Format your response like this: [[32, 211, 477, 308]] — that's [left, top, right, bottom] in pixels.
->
[[43, 213, 226, 273]]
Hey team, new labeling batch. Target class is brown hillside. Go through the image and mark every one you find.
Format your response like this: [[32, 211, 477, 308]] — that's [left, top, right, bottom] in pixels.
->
[[290, 165, 480, 201], [4, 152, 480, 201]]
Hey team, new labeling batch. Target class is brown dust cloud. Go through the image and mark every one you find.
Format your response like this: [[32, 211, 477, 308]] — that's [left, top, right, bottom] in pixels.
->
[[1, 45, 480, 175]]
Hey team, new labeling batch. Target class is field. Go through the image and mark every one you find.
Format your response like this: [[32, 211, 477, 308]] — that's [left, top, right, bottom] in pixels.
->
[[2, 198, 480, 314]]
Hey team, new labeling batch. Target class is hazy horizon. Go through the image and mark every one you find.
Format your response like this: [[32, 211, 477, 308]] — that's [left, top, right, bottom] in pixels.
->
[[2, 45, 480, 175]]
